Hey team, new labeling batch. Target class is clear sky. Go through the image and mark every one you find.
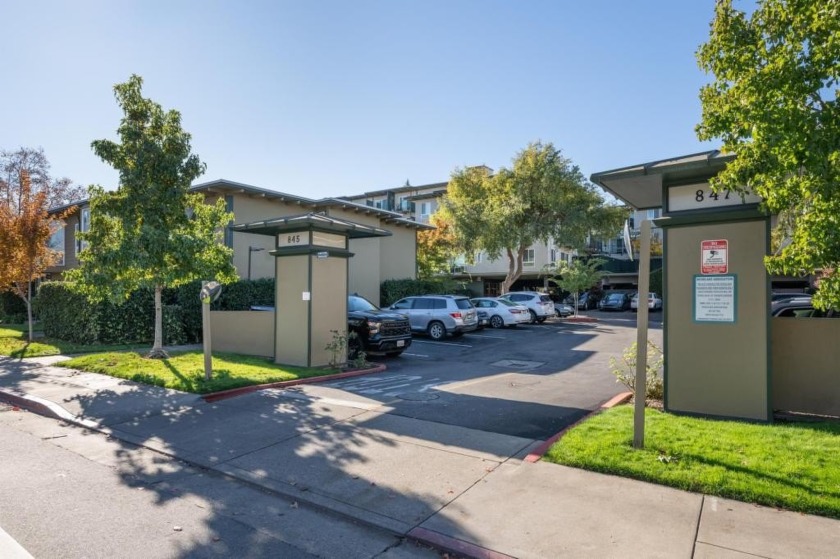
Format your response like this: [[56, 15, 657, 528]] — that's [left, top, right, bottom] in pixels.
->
[[1, 0, 722, 200]]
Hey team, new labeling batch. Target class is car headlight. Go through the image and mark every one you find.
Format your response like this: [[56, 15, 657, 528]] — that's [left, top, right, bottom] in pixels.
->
[[367, 320, 381, 335]]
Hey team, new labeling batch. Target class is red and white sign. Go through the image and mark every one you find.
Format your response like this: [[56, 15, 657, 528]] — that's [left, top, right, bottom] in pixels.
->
[[701, 239, 728, 274]]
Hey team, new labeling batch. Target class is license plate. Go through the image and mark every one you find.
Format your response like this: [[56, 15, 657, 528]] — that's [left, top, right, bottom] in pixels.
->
[[397, 340, 405, 347]]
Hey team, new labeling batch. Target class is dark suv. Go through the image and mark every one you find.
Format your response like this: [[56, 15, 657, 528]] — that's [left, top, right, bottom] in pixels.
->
[[348, 295, 412, 357]]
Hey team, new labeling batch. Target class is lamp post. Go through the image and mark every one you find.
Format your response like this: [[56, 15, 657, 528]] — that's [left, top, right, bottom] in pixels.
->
[[248, 246, 265, 280]]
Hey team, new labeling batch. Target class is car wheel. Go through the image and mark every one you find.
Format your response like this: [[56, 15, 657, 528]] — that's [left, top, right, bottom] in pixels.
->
[[490, 315, 504, 329], [537, 317, 546, 323], [427, 321, 446, 340], [528, 310, 538, 324]]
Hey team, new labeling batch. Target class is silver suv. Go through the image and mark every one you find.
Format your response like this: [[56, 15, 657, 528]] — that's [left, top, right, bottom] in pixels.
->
[[389, 295, 479, 340], [499, 291, 555, 323]]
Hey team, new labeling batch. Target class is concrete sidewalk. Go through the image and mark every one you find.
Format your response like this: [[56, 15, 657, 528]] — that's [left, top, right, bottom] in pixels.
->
[[1, 355, 838, 558]]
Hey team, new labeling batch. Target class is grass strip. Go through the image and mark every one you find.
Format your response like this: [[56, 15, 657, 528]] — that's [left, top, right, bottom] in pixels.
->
[[58, 350, 339, 394], [545, 405, 840, 519], [0, 326, 138, 358]]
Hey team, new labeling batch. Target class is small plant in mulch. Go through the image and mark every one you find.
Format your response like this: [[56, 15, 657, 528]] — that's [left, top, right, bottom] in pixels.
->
[[610, 341, 664, 405]]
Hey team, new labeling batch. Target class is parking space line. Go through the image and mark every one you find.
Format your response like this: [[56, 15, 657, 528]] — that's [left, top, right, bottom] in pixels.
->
[[469, 333, 508, 340], [401, 352, 429, 358], [412, 340, 472, 348]]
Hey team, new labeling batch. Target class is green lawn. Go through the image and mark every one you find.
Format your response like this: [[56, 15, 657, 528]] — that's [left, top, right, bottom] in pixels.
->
[[57, 350, 339, 394], [0, 326, 138, 358], [545, 405, 840, 519]]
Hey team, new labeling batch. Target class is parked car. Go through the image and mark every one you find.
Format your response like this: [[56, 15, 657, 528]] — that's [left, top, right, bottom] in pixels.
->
[[771, 298, 838, 318], [347, 294, 413, 357], [565, 292, 599, 310], [389, 295, 479, 340], [599, 292, 632, 312], [554, 302, 574, 317], [771, 292, 811, 303], [499, 291, 555, 323], [471, 297, 531, 328], [631, 292, 663, 311]]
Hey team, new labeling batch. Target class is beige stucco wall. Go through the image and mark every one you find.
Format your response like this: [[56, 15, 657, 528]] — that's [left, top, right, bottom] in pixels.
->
[[275, 255, 310, 366], [771, 318, 840, 417], [209, 311, 274, 357], [229, 194, 305, 280], [665, 219, 770, 421], [380, 225, 417, 286], [348, 238, 381, 303], [310, 256, 348, 367]]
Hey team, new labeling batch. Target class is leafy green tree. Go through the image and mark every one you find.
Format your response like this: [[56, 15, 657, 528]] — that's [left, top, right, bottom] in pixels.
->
[[697, 0, 840, 310], [552, 258, 605, 317], [440, 142, 625, 293], [68, 75, 236, 358]]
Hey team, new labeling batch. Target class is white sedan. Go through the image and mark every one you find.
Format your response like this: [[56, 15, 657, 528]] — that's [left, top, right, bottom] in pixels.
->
[[631, 292, 663, 311], [471, 297, 532, 328]]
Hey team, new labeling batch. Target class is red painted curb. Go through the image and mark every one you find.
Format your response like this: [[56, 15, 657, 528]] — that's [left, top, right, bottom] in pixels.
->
[[202, 363, 388, 403], [408, 527, 516, 559], [524, 391, 633, 463]]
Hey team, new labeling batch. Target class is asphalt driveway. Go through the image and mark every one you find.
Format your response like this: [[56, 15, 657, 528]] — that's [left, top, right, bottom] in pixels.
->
[[300, 312, 663, 440]]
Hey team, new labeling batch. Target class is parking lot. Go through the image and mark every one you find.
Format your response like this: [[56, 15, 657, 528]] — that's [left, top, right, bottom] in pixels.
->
[[300, 310, 663, 441]]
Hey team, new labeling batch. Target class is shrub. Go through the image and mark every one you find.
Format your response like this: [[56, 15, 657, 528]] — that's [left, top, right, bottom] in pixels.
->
[[0, 291, 28, 324], [380, 278, 471, 307], [609, 341, 664, 403]]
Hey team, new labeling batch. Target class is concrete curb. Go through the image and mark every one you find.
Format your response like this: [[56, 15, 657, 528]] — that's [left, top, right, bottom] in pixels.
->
[[523, 391, 633, 463], [408, 527, 515, 559], [201, 363, 388, 403], [0, 389, 99, 430], [561, 315, 599, 323]]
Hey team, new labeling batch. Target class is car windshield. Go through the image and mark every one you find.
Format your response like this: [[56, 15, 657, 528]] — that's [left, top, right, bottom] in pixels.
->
[[607, 294, 624, 302], [455, 299, 473, 310], [348, 295, 378, 312]]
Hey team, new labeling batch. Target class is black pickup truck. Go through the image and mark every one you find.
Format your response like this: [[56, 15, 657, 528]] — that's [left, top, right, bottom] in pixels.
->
[[348, 294, 412, 357]]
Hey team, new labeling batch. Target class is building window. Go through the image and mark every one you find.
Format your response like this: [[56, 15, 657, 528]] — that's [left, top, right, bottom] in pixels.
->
[[550, 249, 557, 263], [523, 249, 535, 266], [48, 222, 65, 266], [75, 207, 90, 255]]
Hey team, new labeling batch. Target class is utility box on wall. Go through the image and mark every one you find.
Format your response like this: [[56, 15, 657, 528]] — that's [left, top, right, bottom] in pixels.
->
[[592, 151, 772, 422]]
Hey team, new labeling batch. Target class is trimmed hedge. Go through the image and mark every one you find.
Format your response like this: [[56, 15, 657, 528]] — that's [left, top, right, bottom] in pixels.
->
[[33, 279, 278, 346], [380, 278, 471, 307], [0, 291, 28, 324]]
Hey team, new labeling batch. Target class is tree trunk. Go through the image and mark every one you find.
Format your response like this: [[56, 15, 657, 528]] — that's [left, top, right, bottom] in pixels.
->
[[147, 285, 168, 359], [26, 281, 33, 343], [573, 293, 579, 318], [501, 246, 525, 294]]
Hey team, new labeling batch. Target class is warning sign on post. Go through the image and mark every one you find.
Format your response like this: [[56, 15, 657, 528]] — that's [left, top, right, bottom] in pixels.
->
[[701, 239, 728, 274]]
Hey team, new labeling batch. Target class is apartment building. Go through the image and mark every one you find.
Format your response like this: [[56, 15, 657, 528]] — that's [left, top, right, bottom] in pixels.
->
[[46, 180, 431, 305], [343, 176, 660, 295]]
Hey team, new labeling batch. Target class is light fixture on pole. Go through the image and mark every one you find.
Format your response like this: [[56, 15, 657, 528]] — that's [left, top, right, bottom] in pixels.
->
[[248, 246, 265, 280]]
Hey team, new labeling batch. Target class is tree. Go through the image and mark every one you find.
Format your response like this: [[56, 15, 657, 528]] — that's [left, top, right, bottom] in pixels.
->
[[552, 258, 605, 317], [697, 0, 840, 310], [440, 142, 625, 293], [416, 212, 460, 278], [1, 147, 85, 212], [0, 170, 67, 340], [67, 75, 237, 358]]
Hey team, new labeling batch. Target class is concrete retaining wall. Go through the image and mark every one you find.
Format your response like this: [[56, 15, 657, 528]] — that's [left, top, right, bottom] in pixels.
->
[[209, 310, 274, 358]]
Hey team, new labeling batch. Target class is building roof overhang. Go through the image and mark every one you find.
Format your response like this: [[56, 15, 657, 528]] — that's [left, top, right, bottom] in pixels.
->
[[590, 150, 734, 210], [231, 212, 392, 239]]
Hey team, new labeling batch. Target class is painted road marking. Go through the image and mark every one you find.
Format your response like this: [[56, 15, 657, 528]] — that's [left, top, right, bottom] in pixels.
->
[[412, 340, 472, 348], [326, 374, 443, 397]]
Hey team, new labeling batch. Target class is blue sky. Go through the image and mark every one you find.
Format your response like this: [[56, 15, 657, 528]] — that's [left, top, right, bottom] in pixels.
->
[[1, 1, 721, 199]]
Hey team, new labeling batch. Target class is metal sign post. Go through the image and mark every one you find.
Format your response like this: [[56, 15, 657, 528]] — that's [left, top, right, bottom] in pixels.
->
[[200, 281, 222, 381], [633, 220, 652, 449]]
